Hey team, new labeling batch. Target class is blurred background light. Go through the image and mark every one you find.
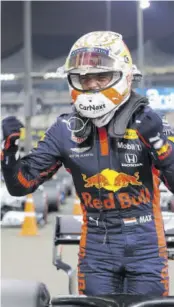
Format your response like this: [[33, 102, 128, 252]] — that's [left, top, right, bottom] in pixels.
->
[[140, 0, 150, 10]]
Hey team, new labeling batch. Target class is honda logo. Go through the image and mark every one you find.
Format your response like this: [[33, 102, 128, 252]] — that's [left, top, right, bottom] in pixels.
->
[[125, 154, 138, 164]]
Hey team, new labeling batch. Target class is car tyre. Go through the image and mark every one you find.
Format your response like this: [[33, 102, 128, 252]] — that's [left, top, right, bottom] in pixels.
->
[[1, 279, 50, 307]]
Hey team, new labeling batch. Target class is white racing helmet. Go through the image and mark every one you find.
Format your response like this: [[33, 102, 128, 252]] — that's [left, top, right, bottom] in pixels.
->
[[64, 31, 133, 120]]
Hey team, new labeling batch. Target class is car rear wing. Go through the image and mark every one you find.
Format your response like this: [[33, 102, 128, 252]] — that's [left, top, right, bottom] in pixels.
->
[[52, 215, 174, 294], [52, 215, 82, 294]]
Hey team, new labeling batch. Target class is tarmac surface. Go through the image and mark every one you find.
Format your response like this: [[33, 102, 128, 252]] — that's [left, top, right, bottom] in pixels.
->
[[1, 196, 174, 297]]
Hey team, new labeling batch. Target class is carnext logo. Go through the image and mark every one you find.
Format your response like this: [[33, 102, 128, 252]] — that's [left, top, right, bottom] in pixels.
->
[[79, 104, 106, 111]]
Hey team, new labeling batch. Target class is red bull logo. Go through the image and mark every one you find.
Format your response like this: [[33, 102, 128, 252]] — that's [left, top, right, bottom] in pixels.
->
[[81, 188, 150, 210], [82, 169, 142, 192], [81, 169, 149, 210], [81, 192, 115, 209]]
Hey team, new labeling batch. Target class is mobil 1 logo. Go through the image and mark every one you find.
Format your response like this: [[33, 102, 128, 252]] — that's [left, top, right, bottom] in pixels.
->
[[117, 141, 142, 151]]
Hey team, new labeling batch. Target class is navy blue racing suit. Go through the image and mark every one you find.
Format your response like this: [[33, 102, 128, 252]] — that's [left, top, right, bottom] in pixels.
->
[[1, 102, 174, 296]]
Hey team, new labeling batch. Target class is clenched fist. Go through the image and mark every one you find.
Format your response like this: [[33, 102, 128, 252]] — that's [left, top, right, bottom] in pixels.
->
[[2, 116, 24, 150], [135, 108, 166, 150]]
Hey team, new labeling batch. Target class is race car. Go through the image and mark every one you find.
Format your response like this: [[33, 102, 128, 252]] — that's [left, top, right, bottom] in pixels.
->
[[2, 213, 173, 307], [43, 168, 74, 211], [43, 174, 64, 212], [1, 278, 174, 307], [1, 179, 48, 227], [159, 182, 174, 258], [1, 210, 174, 307], [160, 182, 174, 211]]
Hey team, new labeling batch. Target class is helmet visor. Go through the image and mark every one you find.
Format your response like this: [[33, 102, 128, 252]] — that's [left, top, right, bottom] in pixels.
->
[[68, 71, 122, 92], [65, 48, 115, 73]]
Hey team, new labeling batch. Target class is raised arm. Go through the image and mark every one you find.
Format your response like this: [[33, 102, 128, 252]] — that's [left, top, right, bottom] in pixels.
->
[[1, 116, 63, 196]]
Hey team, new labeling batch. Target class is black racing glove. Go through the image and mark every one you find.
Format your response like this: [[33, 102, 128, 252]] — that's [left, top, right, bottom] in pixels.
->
[[136, 108, 172, 161], [1, 116, 24, 161], [136, 109, 166, 149]]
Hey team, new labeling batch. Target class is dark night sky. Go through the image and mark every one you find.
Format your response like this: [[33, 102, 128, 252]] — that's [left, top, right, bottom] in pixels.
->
[[1, 1, 174, 59]]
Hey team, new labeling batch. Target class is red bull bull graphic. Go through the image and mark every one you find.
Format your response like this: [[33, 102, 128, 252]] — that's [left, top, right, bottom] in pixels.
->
[[82, 169, 142, 192], [82, 173, 109, 189]]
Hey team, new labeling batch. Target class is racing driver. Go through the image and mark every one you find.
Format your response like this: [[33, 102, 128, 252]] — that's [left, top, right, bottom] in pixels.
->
[[1, 31, 174, 296]]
